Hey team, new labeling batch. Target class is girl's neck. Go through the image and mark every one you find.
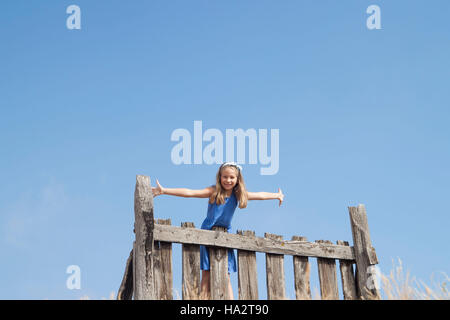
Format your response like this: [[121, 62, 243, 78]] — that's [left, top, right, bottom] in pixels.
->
[[224, 190, 233, 197]]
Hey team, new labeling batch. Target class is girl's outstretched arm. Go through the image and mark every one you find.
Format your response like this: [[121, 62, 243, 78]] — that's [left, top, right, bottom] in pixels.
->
[[152, 179, 214, 198], [247, 188, 284, 206]]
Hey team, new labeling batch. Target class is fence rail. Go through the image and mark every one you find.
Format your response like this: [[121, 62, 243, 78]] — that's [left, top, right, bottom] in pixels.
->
[[117, 175, 381, 300]]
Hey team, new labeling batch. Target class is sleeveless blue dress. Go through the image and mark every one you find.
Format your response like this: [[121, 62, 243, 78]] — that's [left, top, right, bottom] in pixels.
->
[[200, 191, 238, 273]]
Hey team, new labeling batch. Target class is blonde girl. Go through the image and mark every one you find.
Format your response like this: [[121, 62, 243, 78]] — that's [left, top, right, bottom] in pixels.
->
[[151, 162, 284, 299]]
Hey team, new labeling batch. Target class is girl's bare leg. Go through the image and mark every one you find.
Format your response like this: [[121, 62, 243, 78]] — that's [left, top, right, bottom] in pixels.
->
[[227, 273, 234, 300], [200, 270, 211, 300]]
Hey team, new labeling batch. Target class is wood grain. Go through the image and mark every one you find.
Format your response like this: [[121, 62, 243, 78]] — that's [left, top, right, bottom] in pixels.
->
[[133, 175, 156, 299], [316, 240, 339, 300], [265, 233, 286, 300], [337, 240, 357, 300], [292, 236, 311, 300], [181, 222, 201, 300], [349, 204, 381, 300], [210, 227, 230, 300], [237, 230, 259, 300], [153, 224, 355, 260], [154, 219, 173, 300]]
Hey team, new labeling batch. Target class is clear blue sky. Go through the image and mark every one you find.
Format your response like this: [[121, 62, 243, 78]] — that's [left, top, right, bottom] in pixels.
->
[[1, 0, 449, 299]]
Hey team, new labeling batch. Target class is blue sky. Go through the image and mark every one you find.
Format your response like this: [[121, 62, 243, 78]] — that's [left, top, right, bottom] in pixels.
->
[[1, 0, 449, 299]]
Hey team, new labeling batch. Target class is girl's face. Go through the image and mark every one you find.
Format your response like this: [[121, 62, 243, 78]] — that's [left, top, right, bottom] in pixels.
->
[[220, 166, 238, 192]]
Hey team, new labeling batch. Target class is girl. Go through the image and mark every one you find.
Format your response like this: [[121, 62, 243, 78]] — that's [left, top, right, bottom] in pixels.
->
[[151, 162, 284, 300]]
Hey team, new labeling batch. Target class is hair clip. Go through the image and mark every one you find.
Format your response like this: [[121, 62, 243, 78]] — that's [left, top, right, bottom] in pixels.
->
[[221, 162, 243, 172]]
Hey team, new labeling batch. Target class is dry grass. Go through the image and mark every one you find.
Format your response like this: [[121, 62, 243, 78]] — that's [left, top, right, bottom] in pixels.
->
[[306, 258, 448, 300], [379, 258, 449, 300]]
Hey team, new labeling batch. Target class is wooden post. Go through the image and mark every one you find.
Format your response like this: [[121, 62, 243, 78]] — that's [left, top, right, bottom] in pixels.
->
[[348, 204, 381, 300], [154, 219, 173, 300], [117, 248, 134, 300], [337, 240, 357, 300], [210, 227, 230, 300], [132, 240, 137, 299], [292, 236, 311, 300], [237, 230, 258, 300], [181, 222, 201, 300], [265, 233, 286, 300], [316, 240, 339, 300], [133, 175, 156, 300]]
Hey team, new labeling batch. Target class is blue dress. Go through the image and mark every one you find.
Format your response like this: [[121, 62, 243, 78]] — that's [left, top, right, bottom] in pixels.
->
[[200, 191, 238, 273]]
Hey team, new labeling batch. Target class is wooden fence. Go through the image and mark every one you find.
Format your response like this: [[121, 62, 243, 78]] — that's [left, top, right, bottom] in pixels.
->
[[117, 175, 381, 300]]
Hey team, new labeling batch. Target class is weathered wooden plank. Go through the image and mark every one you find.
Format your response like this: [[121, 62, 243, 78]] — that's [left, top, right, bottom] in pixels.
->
[[132, 240, 136, 300], [210, 227, 230, 300], [181, 222, 201, 300], [153, 224, 355, 260], [348, 204, 381, 300], [316, 240, 339, 300], [354, 264, 360, 298], [337, 240, 358, 300], [265, 233, 286, 300], [292, 236, 311, 300], [154, 219, 173, 300], [237, 230, 258, 300], [117, 247, 133, 300], [133, 175, 156, 300]]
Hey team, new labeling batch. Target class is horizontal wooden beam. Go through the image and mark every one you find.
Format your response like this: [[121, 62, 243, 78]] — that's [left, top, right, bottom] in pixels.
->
[[153, 224, 356, 261]]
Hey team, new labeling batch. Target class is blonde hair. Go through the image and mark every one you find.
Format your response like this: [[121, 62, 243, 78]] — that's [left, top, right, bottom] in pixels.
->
[[209, 164, 248, 209]]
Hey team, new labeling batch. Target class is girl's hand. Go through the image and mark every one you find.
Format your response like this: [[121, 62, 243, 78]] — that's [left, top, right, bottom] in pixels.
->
[[151, 179, 164, 197], [277, 188, 284, 207]]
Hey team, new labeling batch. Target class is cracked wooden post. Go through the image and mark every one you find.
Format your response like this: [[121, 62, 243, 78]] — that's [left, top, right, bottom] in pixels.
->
[[292, 236, 311, 300], [316, 240, 339, 300], [154, 219, 173, 300], [181, 222, 201, 300], [210, 227, 230, 300], [133, 175, 156, 300], [265, 233, 286, 300], [348, 204, 380, 300], [237, 230, 258, 300], [337, 240, 357, 300]]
